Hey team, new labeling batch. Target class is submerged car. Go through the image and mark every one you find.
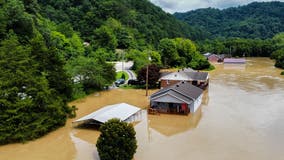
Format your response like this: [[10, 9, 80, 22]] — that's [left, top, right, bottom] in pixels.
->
[[115, 79, 125, 86]]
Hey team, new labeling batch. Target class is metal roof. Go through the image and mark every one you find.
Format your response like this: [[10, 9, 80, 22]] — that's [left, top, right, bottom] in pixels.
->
[[73, 103, 141, 124], [224, 58, 246, 63]]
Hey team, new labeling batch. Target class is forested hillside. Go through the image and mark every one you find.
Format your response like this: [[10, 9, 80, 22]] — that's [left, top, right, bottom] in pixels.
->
[[0, 0, 212, 144], [174, 2, 284, 39], [37, 0, 204, 46]]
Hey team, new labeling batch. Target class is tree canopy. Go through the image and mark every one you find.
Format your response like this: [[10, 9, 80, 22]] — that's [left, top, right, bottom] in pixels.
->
[[37, 0, 200, 46], [271, 33, 284, 69], [96, 119, 137, 160]]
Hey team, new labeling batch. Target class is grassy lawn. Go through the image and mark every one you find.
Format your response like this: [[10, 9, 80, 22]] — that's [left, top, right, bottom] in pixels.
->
[[119, 84, 145, 89], [116, 71, 129, 80]]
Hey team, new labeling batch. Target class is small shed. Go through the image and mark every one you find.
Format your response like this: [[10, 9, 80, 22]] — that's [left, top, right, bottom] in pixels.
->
[[73, 103, 142, 126]]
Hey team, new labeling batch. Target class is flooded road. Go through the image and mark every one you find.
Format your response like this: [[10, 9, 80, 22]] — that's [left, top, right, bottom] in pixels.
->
[[1, 58, 284, 160]]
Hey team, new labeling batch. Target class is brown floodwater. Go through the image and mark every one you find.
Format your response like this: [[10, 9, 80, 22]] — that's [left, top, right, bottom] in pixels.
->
[[1, 58, 283, 160]]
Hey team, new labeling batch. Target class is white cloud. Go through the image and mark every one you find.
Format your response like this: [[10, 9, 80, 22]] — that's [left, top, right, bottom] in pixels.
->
[[150, 0, 284, 13]]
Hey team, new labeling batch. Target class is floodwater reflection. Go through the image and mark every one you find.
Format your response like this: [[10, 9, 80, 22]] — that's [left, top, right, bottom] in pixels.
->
[[148, 108, 202, 136]]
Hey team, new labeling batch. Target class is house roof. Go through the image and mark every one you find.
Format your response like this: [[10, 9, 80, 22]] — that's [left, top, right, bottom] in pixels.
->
[[181, 67, 195, 72], [203, 52, 212, 58], [160, 72, 172, 78], [151, 90, 194, 104], [160, 71, 209, 81], [150, 82, 203, 102], [73, 103, 141, 124], [224, 58, 246, 63], [208, 54, 221, 59]]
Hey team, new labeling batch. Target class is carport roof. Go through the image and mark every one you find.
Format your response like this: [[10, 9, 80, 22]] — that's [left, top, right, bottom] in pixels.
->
[[73, 103, 141, 124]]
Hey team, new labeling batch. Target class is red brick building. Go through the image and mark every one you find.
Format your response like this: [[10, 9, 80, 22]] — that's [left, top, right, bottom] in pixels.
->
[[159, 69, 209, 89]]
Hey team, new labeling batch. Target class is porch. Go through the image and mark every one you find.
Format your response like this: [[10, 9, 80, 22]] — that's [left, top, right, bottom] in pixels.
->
[[150, 102, 190, 115]]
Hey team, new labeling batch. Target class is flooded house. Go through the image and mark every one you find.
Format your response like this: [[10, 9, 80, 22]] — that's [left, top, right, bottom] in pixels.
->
[[208, 54, 225, 62], [159, 69, 209, 89], [149, 81, 203, 114], [204, 53, 225, 63], [223, 58, 246, 64]]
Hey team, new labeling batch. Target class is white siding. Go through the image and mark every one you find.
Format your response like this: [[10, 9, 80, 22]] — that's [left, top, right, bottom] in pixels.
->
[[189, 103, 194, 113], [193, 94, 203, 112]]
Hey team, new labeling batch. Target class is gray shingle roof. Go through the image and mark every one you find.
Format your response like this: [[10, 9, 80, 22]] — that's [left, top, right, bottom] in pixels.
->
[[186, 72, 209, 81], [150, 82, 203, 101]]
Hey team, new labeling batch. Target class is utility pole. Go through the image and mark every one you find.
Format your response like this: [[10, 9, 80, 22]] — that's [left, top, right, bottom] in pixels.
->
[[146, 64, 149, 96], [146, 55, 151, 96], [122, 51, 124, 71]]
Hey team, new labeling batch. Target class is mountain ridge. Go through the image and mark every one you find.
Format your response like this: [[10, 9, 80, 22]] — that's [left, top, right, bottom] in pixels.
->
[[174, 1, 284, 39]]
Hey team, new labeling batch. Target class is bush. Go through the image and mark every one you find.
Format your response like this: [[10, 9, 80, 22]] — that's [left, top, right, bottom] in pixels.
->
[[281, 71, 284, 75], [96, 119, 137, 160], [121, 73, 126, 79]]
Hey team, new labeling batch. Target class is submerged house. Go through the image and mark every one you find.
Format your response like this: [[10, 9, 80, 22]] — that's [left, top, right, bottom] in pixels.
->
[[208, 54, 225, 63], [73, 103, 142, 126], [150, 82, 203, 114], [223, 58, 246, 64], [204, 53, 225, 63], [159, 70, 209, 89]]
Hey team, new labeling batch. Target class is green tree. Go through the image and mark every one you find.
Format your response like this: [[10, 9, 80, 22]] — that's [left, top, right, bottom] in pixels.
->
[[148, 50, 162, 66], [271, 33, 284, 69], [189, 52, 210, 70], [174, 38, 197, 66], [4, 0, 35, 40], [0, 35, 68, 144], [159, 38, 179, 67], [137, 64, 160, 88], [274, 50, 284, 69], [126, 49, 148, 72], [29, 33, 73, 101], [96, 119, 137, 160], [66, 56, 116, 94], [93, 25, 118, 51]]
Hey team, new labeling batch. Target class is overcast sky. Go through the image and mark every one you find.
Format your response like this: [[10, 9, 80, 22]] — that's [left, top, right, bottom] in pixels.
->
[[150, 0, 284, 13]]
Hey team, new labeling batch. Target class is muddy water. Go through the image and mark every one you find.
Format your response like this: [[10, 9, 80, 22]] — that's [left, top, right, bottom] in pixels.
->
[[1, 58, 284, 160]]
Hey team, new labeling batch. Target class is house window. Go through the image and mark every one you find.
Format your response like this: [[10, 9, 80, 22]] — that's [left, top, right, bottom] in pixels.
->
[[166, 80, 169, 85]]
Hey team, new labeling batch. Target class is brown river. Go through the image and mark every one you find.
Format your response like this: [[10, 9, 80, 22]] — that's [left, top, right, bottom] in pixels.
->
[[0, 58, 283, 160]]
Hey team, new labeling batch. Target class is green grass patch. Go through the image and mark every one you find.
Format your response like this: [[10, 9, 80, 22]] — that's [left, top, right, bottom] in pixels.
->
[[116, 71, 129, 80], [119, 84, 145, 89], [281, 71, 284, 75]]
